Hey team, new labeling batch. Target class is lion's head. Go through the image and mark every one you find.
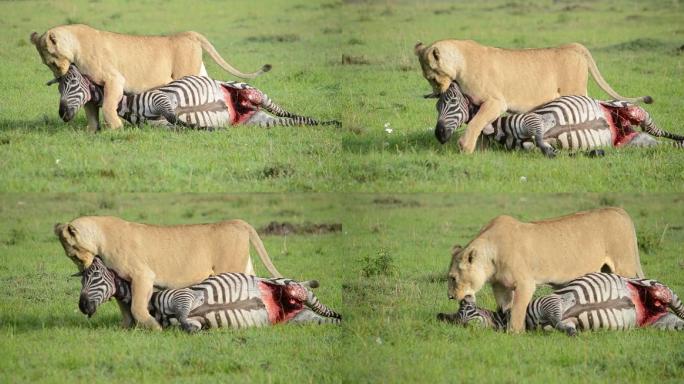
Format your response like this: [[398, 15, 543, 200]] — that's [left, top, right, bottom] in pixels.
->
[[54, 221, 97, 270], [446, 242, 494, 302], [30, 29, 73, 77], [414, 41, 454, 95]]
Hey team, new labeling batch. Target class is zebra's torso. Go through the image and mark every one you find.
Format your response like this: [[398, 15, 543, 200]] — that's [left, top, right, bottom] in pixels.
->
[[526, 273, 639, 331], [149, 273, 341, 330], [491, 96, 616, 150], [123, 76, 254, 128]]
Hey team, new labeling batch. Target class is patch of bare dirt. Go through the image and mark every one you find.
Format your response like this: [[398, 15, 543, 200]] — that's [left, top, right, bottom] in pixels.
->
[[259, 221, 342, 236]]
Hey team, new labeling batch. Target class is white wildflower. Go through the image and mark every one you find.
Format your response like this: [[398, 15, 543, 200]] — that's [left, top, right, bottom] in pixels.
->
[[519, 176, 527, 183], [383, 122, 393, 134]]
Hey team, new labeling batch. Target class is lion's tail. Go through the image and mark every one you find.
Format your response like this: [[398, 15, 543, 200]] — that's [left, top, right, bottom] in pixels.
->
[[572, 43, 652, 104], [245, 222, 283, 278], [186, 31, 271, 79]]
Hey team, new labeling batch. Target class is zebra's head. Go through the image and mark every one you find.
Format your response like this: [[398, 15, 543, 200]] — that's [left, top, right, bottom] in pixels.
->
[[75, 257, 116, 317], [47, 64, 97, 122], [434, 81, 472, 144], [438, 300, 498, 329]]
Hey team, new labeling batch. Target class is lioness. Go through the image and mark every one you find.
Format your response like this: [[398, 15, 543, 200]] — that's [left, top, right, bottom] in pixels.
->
[[414, 40, 652, 154], [31, 24, 271, 131], [54, 216, 282, 330], [447, 207, 643, 333]]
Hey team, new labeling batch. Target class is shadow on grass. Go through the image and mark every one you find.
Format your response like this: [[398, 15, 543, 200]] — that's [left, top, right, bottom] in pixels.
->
[[1, 312, 122, 332], [341, 130, 457, 154], [0, 116, 74, 134]]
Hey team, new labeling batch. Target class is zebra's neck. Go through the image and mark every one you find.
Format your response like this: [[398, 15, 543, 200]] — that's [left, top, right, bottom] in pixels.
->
[[111, 273, 132, 304], [86, 82, 134, 122], [476, 307, 508, 330]]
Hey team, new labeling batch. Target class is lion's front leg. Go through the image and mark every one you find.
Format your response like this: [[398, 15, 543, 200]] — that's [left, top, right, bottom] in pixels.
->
[[459, 99, 507, 154], [101, 74, 125, 129], [492, 283, 513, 312], [129, 273, 162, 331], [115, 297, 134, 329], [84, 101, 100, 132], [508, 280, 535, 333]]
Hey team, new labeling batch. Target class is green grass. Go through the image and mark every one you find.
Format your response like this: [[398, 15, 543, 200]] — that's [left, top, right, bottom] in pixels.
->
[[2, 194, 684, 382], [1, 0, 683, 192], [2, 0, 684, 382]]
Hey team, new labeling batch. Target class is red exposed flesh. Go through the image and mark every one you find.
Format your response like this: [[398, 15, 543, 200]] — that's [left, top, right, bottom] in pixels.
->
[[220, 86, 261, 125], [258, 281, 305, 324], [626, 282, 672, 327]]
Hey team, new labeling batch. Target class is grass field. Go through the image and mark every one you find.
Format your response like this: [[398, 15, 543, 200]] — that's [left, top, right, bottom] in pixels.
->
[[2, 0, 684, 383], [1, 193, 683, 382], [0, 0, 683, 192]]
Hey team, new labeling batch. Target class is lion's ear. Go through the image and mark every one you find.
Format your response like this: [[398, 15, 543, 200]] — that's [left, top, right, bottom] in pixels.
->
[[432, 47, 440, 62], [467, 250, 475, 264], [30, 32, 40, 46], [54, 222, 66, 237], [414, 41, 425, 56], [66, 224, 78, 238], [451, 244, 463, 256], [48, 31, 57, 46]]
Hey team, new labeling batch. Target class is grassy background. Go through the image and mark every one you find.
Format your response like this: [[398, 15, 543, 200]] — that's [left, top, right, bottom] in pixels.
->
[[0, 0, 682, 192], [1, 193, 683, 382]]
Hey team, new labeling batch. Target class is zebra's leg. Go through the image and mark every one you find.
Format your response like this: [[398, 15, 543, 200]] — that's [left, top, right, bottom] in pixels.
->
[[169, 289, 205, 333], [244, 111, 328, 128], [289, 308, 341, 325], [626, 106, 684, 142], [259, 93, 341, 126], [304, 288, 342, 320], [520, 113, 557, 158], [148, 92, 177, 126], [538, 296, 577, 336], [650, 313, 684, 331]]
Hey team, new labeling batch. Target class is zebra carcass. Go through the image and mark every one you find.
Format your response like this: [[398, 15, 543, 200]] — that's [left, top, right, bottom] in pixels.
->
[[77, 257, 342, 332], [437, 272, 684, 335], [51, 64, 340, 130]]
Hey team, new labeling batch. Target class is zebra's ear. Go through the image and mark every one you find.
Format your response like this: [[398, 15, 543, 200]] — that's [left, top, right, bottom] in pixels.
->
[[423, 92, 439, 99], [71, 271, 83, 277], [46, 78, 59, 86]]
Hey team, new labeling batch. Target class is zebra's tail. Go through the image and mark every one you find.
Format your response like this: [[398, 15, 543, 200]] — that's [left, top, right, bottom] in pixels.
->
[[186, 31, 271, 79], [306, 290, 342, 320], [669, 288, 684, 320], [572, 43, 653, 104]]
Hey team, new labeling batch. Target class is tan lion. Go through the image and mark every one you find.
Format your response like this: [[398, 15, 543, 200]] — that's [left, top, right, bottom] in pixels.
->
[[54, 216, 282, 330], [414, 40, 652, 153], [446, 207, 643, 333], [31, 24, 271, 131]]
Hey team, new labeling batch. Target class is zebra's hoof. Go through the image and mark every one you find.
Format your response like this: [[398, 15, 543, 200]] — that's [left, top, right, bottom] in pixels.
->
[[586, 149, 605, 158]]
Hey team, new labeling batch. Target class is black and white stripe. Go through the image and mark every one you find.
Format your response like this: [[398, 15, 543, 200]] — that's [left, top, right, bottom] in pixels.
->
[[54, 65, 340, 129], [434, 81, 684, 154], [439, 272, 684, 335], [78, 258, 341, 332]]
